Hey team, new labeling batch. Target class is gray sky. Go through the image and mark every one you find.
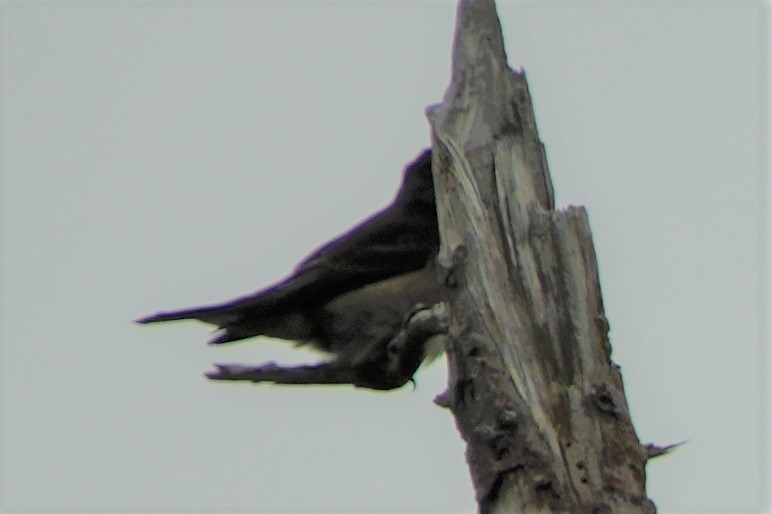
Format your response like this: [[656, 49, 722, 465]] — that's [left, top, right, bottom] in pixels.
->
[[1, 2, 767, 513]]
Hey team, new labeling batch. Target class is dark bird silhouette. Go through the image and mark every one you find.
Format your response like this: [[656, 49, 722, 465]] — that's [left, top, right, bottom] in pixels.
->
[[136, 149, 444, 390]]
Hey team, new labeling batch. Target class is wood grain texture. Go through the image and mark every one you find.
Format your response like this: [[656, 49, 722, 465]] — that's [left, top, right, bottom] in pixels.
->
[[427, 1, 655, 512]]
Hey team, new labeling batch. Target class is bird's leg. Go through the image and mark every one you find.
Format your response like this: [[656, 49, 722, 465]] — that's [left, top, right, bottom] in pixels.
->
[[383, 302, 449, 385], [386, 302, 449, 358]]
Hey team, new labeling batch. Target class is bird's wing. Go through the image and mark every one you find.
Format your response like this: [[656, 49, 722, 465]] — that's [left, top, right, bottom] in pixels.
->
[[136, 149, 436, 328]]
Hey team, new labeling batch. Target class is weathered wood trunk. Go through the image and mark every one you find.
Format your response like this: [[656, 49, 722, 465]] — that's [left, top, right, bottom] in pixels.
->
[[426, 1, 656, 512]]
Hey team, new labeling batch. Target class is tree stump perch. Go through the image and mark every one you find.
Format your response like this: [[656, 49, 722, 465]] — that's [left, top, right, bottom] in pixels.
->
[[427, 1, 657, 512]]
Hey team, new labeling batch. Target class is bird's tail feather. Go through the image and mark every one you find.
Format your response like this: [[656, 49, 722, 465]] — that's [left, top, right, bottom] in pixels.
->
[[136, 298, 314, 346], [134, 305, 236, 326]]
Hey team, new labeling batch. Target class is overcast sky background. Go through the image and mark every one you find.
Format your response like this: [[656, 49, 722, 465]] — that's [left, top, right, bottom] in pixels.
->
[[1, 1, 767, 513]]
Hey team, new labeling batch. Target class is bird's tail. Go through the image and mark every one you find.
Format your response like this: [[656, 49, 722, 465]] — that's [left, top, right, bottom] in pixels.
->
[[135, 305, 237, 327], [135, 296, 313, 346]]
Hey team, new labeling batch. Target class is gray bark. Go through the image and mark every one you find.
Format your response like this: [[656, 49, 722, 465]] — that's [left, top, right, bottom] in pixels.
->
[[426, 1, 657, 512]]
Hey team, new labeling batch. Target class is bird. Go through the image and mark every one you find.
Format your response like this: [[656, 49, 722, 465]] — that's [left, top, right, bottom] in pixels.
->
[[136, 149, 444, 390]]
